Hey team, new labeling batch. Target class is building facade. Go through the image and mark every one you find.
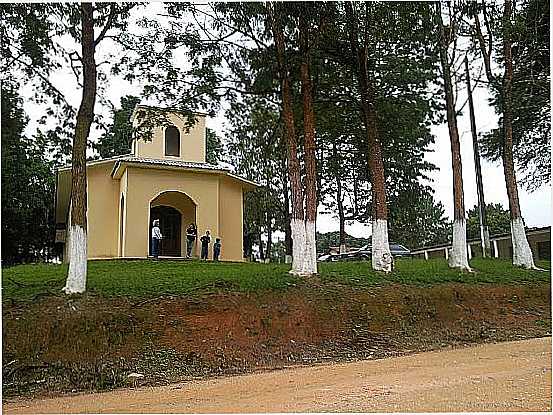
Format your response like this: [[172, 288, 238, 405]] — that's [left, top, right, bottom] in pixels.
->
[[55, 106, 256, 262]]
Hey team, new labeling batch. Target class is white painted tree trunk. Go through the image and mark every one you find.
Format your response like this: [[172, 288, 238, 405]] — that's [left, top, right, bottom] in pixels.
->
[[63, 225, 87, 294], [371, 219, 393, 273], [300, 220, 318, 275], [290, 218, 306, 275], [339, 244, 346, 254], [510, 217, 535, 269], [449, 219, 471, 271]]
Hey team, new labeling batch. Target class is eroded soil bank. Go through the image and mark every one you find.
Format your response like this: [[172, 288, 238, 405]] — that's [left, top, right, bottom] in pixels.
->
[[3, 282, 551, 398]]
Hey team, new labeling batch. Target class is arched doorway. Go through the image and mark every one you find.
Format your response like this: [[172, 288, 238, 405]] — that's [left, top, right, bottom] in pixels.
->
[[150, 206, 182, 256], [149, 191, 197, 257]]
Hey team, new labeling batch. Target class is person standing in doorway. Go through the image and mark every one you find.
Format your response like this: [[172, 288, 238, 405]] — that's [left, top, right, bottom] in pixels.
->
[[151, 219, 162, 258], [213, 238, 221, 261], [200, 230, 211, 260], [186, 223, 197, 258]]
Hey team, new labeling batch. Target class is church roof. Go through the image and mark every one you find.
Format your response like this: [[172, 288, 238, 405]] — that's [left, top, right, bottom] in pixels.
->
[[113, 156, 222, 173], [112, 156, 259, 189], [57, 155, 259, 189]]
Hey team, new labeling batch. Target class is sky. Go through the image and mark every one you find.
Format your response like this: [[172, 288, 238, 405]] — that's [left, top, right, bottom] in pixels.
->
[[20, 3, 551, 241]]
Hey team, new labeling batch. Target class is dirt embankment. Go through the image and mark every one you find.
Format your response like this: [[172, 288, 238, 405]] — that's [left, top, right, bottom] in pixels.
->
[[2, 282, 551, 398]]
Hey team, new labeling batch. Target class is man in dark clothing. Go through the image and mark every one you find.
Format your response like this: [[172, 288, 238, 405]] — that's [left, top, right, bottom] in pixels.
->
[[186, 223, 197, 258], [200, 230, 211, 260], [213, 238, 221, 261]]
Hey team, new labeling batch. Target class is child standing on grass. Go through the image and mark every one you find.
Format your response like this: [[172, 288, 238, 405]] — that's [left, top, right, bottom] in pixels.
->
[[213, 238, 221, 261], [200, 230, 211, 260]]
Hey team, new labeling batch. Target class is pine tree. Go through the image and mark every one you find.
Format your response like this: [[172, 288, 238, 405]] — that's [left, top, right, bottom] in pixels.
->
[[63, 3, 136, 293], [436, 2, 471, 271], [471, 0, 538, 268], [266, 3, 307, 274]]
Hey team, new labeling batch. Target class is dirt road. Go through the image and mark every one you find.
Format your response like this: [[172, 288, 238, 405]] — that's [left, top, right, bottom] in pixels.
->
[[4, 337, 551, 413]]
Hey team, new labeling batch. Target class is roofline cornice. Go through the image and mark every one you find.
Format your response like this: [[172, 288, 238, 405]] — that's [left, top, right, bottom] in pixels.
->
[[57, 153, 131, 172], [111, 159, 259, 190]]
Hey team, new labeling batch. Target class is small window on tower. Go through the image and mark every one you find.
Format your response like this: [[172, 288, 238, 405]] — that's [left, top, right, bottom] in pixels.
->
[[165, 126, 180, 156]]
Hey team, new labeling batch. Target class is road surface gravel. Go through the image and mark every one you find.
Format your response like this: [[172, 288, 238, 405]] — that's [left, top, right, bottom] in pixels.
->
[[4, 337, 551, 413]]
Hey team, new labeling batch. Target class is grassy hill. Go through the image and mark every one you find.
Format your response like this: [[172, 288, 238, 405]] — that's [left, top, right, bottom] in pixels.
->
[[2, 258, 550, 301]]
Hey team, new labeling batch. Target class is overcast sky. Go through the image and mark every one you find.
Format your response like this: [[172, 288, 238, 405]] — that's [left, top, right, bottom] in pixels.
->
[[20, 3, 551, 240]]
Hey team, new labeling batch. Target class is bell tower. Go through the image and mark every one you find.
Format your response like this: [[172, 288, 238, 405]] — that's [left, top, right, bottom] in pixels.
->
[[130, 105, 206, 163]]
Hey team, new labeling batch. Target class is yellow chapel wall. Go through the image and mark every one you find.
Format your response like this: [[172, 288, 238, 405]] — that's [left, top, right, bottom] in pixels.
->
[[62, 162, 246, 262], [123, 167, 228, 259], [86, 162, 120, 258], [134, 113, 206, 163], [218, 176, 244, 261]]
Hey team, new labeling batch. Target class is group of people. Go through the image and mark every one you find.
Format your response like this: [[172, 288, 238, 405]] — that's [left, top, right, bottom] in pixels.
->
[[186, 223, 221, 260], [150, 220, 221, 260]]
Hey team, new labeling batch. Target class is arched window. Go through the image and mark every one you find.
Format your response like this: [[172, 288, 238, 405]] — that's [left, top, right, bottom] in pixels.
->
[[165, 126, 180, 156]]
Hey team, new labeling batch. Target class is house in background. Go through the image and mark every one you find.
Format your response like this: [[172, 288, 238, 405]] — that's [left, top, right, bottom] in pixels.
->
[[410, 226, 551, 261], [55, 105, 257, 262]]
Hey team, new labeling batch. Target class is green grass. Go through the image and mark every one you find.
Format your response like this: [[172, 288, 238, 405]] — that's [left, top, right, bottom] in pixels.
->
[[319, 258, 551, 286], [2, 260, 294, 300], [2, 258, 550, 301]]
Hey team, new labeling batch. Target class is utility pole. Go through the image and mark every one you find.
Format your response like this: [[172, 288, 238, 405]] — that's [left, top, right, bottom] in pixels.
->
[[465, 55, 491, 257]]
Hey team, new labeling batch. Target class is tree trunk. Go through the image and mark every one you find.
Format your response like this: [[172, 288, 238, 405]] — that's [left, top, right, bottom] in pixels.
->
[[258, 230, 265, 261], [362, 74, 392, 273], [268, 4, 305, 274], [63, 3, 97, 294], [346, 2, 392, 272], [315, 146, 324, 205], [263, 162, 273, 263], [282, 163, 293, 259], [501, 0, 535, 268], [333, 142, 346, 254], [244, 232, 253, 260], [299, 11, 318, 276], [465, 56, 491, 257], [266, 211, 273, 263], [353, 172, 359, 218], [437, 3, 470, 271]]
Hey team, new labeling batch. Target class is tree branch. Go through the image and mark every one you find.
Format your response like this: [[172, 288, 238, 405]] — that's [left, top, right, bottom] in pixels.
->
[[9, 53, 75, 112], [473, 2, 497, 88], [192, 4, 269, 50], [94, 4, 117, 47]]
